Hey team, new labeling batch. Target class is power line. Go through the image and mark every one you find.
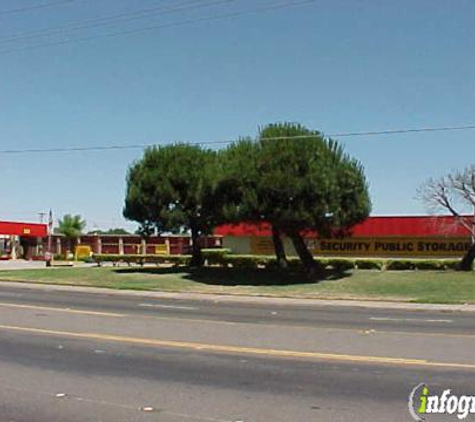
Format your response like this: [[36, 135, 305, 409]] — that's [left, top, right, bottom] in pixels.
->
[[0, 0, 75, 16], [1, 124, 475, 155], [330, 124, 475, 137], [0, 0, 317, 55], [0, 0, 235, 44]]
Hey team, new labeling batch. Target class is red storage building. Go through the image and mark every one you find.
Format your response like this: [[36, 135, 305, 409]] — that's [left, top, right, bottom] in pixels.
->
[[0, 221, 48, 260], [0, 215, 471, 260], [215, 216, 473, 258]]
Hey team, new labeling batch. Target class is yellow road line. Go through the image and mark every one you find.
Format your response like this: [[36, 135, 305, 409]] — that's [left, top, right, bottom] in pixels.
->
[[0, 303, 125, 318], [0, 323, 474, 370]]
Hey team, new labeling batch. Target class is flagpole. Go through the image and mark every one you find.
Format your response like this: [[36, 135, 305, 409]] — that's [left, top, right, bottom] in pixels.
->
[[46, 210, 53, 267]]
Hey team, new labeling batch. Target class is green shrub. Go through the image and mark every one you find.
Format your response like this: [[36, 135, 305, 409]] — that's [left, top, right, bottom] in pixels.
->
[[202, 248, 231, 256], [202, 248, 231, 266], [76, 256, 94, 263], [211, 254, 271, 268], [92, 253, 191, 266], [163, 255, 191, 266], [256, 256, 273, 267], [386, 260, 416, 271], [263, 257, 298, 270], [286, 257, 304, 270], [92, 254, 469, 272], [265, 257, 279, 269], [316, 258, 330, 268], [95, 253, 466, 273], [412, 260, 445, 271], [383, 259, 465, 271], [327, 258, 356, 271], [225, 255, 260, 269], [263, 257, 328, 271], [441, 259, 463, 271], [93, 254, 121, 265], [355, 259, 384, 270]]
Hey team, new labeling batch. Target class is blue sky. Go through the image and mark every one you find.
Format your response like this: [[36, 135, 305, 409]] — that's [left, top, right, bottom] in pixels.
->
[[0, 0, 474, 231]]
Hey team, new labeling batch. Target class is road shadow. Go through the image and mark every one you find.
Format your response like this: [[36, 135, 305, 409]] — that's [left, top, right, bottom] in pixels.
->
[[113, 266, 351, 286]]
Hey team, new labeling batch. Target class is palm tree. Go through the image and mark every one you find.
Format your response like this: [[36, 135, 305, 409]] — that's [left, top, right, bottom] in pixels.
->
[[56, 214, 86, 254]]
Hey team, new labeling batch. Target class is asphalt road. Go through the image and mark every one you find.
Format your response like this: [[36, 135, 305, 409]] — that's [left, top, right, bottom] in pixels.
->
[[0, 282, 474, 421]]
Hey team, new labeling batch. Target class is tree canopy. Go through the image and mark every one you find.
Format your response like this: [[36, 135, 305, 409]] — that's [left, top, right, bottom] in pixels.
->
[[123, 123, 371, 271], [218, 123, 371, 270], [88, 228, 130, 235], [123, 144, 219, 266], [56, 214, 86, 253], [56, 214, 86, 238]]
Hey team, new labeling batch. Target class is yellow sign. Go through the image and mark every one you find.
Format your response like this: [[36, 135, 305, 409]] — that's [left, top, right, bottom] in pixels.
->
[[250, 236, 472, 257], [310, 237, 472, 257], [22, 228, 31, 235], [75, 245, 92, 260], [155, 244, 169, 255]]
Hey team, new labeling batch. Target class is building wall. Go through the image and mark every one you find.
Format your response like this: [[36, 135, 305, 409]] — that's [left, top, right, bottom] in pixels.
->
[[226, 235, 472, 258], [216, 216, 474, 258], [222, 237, 251, 255], [0, 221, 48, 260], [0, 221, 47, 237], [50, 234, 223, 256]]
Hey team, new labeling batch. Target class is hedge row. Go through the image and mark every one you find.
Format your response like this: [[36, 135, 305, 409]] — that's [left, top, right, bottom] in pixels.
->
[[93, 254, 192, 266], [92, 252, 465, 271]]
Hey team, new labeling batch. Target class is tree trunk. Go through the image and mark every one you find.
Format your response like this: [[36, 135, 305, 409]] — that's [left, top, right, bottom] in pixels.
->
[[289, 231, 317, 272], [271, 225, 288, 269], [460, 242, 475, 271], [190, 225, 204, 267]]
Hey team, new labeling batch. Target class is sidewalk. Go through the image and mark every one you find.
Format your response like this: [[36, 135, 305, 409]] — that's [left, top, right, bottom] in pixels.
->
[[1, 279, 475, 313], [0, 261, 46, 270], [0, 261, 94, 270]]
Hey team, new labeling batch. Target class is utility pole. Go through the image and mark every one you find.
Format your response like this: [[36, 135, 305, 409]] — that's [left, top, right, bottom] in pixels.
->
[[38, 212, 46, 223]]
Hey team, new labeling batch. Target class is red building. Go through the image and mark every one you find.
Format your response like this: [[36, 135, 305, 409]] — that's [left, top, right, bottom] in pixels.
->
[[0, 220, 223, 260], [0, 221, 48, 260], [49, 233, 222, 257], [0, 216, 471, 260], [215, 216, 473, 258]]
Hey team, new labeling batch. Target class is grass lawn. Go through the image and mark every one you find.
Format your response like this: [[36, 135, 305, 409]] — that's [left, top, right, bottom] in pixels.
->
[[0, 265, 474, 304]]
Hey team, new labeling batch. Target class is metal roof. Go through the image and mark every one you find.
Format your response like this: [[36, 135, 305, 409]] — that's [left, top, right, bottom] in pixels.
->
[[214, 216, 472, 238]]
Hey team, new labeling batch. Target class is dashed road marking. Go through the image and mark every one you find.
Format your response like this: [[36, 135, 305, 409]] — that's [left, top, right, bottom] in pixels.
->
[[370, 317, 454, 323], [138, 303, 198, 311], [0, 302, 125, 317]]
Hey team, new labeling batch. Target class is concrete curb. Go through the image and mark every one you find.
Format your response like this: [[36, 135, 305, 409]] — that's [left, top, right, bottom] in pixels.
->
[[1, 279, 475, 312]]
